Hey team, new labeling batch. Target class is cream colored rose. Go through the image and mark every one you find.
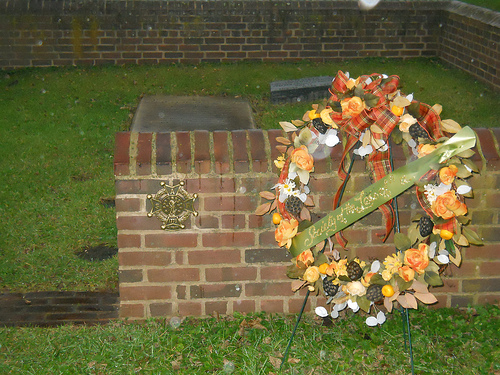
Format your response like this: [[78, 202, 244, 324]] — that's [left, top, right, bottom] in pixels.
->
[[346, 281, 367, 297], [303, 266, 321, 283]]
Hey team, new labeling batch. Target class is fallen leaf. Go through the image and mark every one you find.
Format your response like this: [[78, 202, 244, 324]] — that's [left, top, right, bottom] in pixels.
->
[[269, 356, 282, 369], [288, 357, 301, 364]]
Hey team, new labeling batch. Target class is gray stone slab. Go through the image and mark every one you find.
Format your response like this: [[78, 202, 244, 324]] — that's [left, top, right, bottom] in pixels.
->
[[131, 95, 255, 132], [270, 76, 333, 104]]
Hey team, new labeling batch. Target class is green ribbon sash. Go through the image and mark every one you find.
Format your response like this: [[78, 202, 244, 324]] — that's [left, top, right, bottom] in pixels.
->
[[288, 126, 477, 257]]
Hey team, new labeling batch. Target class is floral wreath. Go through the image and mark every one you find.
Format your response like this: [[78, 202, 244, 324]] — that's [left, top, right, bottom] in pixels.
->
[[256, 71, 483, 326]]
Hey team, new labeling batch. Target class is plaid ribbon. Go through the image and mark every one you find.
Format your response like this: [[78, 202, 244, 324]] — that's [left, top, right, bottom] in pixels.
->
[[329, 71, 400, 247]]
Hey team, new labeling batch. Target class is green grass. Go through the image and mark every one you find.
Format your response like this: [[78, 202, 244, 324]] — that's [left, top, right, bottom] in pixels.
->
[[0, 306, 498, 374], [460, 0, 500, 12], [0, 59, 498, 292]]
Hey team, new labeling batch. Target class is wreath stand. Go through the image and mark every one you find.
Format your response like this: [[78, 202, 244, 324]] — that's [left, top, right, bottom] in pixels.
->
[[280, 142, 416, 374]]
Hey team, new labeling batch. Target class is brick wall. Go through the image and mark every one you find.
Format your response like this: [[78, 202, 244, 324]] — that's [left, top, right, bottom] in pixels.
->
[[1, 1, 498, 91], [114, 129, 500, 319]]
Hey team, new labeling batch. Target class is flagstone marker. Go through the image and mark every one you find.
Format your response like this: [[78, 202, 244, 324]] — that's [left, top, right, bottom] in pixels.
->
[[131, 95, 255, 132]]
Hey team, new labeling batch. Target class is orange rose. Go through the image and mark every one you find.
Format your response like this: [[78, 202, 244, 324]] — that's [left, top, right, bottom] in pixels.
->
[[439, 165, 458, 185], [431, 191, 467, 219], [404, 244, 430, 274], [341, 96, 365, 118], [303, 266, 321, 283], [398, 265, 415, 282], [296, 249, 314, 269], [291, 145, 314, 172], [417, 143, 438, 158], [275, 218, 298, 249], [362, 272, 376, 287]]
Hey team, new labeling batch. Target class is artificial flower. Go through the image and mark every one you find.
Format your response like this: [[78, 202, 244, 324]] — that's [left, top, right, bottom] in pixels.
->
[[398, 114, 417, 132], [381, 269, 392, 281], [274, 155, 286, 170], [289, 145, 314, 184], [431, 190, 467, 219], [404, 244, 430, 274], [275, 218, 298, 249], [303, 266, 321, 283], [383, 253, 403, 274], [424, 182, 451, 204], [417, 143, 438, 158], [274, 178, 296, 202], [398, 265, 415, 282], [439, 165, 458, 185], [332, 258, 349, 278], [341, 96, 365, 118], [296, 249, 314, 269], [320, 108, 337, 128], [362, 272, 376, 287], [353, 144, 373, 158], [345, 281, 367, 297]]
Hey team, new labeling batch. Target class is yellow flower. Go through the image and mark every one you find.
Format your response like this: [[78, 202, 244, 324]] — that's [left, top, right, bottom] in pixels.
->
[[275, 218, 298, 249], [303, 266, 321, 283], [381, 269, 392, 281], [296, 249, 314, 269], [383, 253, 403, 274], [274, 155, 286, 170]]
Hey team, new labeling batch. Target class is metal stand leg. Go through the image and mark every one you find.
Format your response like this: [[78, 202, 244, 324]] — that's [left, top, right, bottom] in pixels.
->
[[280, 289, 310, 370]]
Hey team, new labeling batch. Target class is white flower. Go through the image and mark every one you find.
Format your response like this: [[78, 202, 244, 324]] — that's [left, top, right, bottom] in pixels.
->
[[353, 145, 373, 158], [424, 182, 451, 204], [366, 311, 386, 326], [315, 306, 329, 318], [273, 178, 296, 203], [347, 299, 360, 313], [290, 189, 307, 203]]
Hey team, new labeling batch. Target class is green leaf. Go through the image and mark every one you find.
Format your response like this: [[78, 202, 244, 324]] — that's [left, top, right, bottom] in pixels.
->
[[456, 215, 471, 225], [424, 271, 443, 287], [391, 127, 403, 144], [462, 226, 484, 246], [354, 84, 364, 98], [408, 101, 421, 117], [363, 93, 379, 108], [394, 275, 413, 292], [369, 273, 386, 286], [462, 158, 479, 173], [455, 164, 473, 179], [445, 239, 456, 257], [425, 261, 440, 274], [338, 275, 351, 282], [313, 253, 329, 267], [294, 127, 312, 148], [356, 296, 371, 313], [286, 264, 304, 279], [394, 233, 412, 252], [331, 101, 342, 112], [455, 149, 475, 158]]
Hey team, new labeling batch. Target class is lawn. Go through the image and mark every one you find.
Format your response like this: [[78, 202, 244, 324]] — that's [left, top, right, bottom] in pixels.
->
[[0, 306, 499, 374], [0, 58, 498, 292]]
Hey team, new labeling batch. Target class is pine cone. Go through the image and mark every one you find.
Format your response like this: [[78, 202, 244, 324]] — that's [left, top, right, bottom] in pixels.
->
[[346, 261, 363, 281], [285, 195, 304, 217], [409, 123, 429, 139], [312, 118, 328, 134], [366, 284, 384, 302], [419, 216, 434, 237], [323, 278, 339, 297]]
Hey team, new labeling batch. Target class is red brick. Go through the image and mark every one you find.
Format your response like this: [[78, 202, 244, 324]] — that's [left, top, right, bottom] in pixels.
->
[[148, 268, 200, 282], [288, 297, 313, 313], [194, 130, 211, 174], [221, 214, 246, 229], [156, 133, 172, 175], [119, 269, 143, 283], [477, 295, 500, 305], [475, 128, 499, 163], [114, 132, 130, 176], [341, 228, 369, 245], [213, 131, 230, 174], [145, 233, 198, 248], [178, 301, 202, 316], [232, 130, 249, 173], [260, 265, 289, 280], [354, 245, 397, 262], [191, 284, 242, 298], [245, 282, 293, 297], [185, 178, 235, 193], [120, 285, 171, 301], [249, 214, 268, 229], [465, 244, 500, 260], [268, 129, 285, 160], [479, 261, 500, 276], [120, 303, 145, 318], [433, 279, 458, 293], [232, 299, 255, 313], [205, 267, 257, 282], [137, 133, 152, 175], [444, 261, 477, 277], [261, 299, 284, 313], [115, 180, 141, 194], [117, 216, 159, 231], [115, 197, 141, 212], [258, 231, 277, 247], [119, 251, 171, 266], [248, 130, 268, 173], [195, 215, 219, 229], [117, 234, 141, 249], [176, 131, 191, 173], [188, 249, 241, 265], [202, 232, 254, 247], [205, 301, 228, 315], [150, 302, 173, 317]]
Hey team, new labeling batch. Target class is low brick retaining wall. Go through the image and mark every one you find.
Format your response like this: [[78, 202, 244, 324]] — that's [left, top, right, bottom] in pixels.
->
[[0, 1, 498, 91], [114, 128, 500, 320], [0, 292, 119, 327]]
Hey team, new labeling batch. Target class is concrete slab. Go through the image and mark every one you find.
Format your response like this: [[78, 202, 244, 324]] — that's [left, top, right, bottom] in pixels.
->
[[131, 95, 255, 132], [270, 76, 333, 104]]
